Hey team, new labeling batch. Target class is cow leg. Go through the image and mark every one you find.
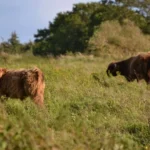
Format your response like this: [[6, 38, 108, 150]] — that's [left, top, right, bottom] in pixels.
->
[[31, 87, 44, 107], [32, 82, 45, 107], [146, 70, 150, 84], [32, 95, 44, 106]]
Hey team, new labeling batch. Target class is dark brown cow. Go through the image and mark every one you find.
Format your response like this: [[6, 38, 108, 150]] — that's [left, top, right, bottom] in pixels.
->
[[106, 53, 150, 84]]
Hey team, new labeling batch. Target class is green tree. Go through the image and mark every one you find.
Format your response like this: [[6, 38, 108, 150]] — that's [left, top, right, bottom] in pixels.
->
[[8, 32, 21, 53], [21, 41, 33, 53], [0, 41, 11, 53], [115, 0, 150, 34], [116, 0, 150, 16], [33, 2, 149, 56], [89, 4, 147, 36], [34, 3, 99, 55]]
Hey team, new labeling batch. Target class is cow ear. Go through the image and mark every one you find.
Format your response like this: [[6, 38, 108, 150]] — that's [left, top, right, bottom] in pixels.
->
[[0, 68, 7, 78], [2, 68, 6, 73]]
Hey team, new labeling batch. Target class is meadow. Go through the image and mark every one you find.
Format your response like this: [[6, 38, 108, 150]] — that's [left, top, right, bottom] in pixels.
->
[[0, 53, 150, 150]]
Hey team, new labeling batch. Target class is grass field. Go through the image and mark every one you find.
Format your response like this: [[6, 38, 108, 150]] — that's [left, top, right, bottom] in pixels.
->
[[0, 53, 150, 150]]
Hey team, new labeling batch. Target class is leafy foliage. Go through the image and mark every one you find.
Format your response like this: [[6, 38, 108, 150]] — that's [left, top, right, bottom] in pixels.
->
[[88, 20, 150, 56], [116, 0, 150, 17], [8, 32, 20, 53], [34, 3, 99, 56], [33, 2, 149, 56], [115, 0, 150, 34], [0, 32, 33, 54]]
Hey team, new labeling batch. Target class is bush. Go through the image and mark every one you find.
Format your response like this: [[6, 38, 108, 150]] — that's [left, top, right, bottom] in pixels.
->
[[88, 20, 150, 57]]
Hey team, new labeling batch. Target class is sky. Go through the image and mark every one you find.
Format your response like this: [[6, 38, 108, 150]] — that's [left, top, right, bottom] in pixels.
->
[[0, 0, 98, 43]]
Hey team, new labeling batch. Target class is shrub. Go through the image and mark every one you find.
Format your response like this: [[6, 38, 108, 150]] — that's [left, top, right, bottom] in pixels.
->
[[88, 20, 150, 57]]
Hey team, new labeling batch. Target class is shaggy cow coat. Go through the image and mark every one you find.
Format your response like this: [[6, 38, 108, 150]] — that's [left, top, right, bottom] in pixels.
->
[[106, 53, 150, 84], [0, 67, 45, 106]]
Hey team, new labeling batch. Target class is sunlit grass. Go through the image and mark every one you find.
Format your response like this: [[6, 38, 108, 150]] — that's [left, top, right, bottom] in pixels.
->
[[0, 53, 150, 149]]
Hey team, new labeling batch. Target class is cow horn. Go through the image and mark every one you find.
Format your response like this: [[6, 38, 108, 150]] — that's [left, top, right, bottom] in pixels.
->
[[113, 63, 117, 69]]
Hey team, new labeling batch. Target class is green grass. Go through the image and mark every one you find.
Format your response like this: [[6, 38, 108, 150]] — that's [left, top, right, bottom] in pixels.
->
[[0, 53, 150, 150]]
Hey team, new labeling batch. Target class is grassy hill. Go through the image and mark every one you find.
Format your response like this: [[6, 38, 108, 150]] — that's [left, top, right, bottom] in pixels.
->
[[0, 53, 150, 150]]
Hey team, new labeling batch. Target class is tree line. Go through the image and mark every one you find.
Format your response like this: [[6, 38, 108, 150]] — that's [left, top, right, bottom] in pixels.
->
[[0, 32, 33, 54], [1, 1, 150, 56]]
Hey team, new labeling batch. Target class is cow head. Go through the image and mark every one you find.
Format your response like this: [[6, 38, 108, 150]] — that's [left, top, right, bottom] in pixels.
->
[[106, 62, 119, 77], [0, 68, 7, 78]]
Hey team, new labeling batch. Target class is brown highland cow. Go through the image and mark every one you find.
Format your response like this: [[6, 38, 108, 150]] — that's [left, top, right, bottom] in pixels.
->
[[0, 67, 45, 106], [106, 53, 150, 84]]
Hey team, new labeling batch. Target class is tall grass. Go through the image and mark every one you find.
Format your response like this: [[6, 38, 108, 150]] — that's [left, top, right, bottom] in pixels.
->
[[88, 20, 150, 58], [0, 53, 150, 149]]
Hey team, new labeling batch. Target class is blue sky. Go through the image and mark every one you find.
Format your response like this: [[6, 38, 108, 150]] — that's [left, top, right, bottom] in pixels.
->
[[0, 0, 98, 43]]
